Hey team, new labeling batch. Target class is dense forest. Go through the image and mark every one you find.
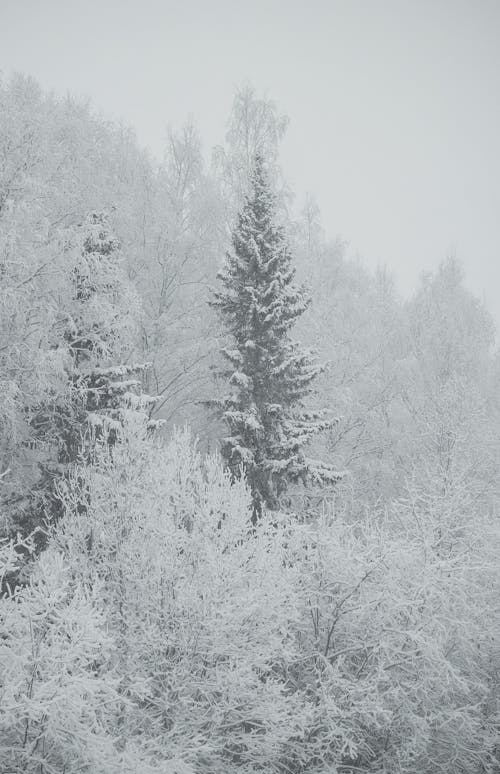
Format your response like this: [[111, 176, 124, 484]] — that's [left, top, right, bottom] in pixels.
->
[[1, 72, 499, 773]]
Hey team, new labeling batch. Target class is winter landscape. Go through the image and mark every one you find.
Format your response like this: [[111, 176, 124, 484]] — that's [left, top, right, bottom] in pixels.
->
[[1, 2, 500, 773]]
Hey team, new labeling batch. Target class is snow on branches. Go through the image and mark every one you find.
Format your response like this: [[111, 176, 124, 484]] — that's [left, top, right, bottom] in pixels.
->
[[211, 155, 342, 515]]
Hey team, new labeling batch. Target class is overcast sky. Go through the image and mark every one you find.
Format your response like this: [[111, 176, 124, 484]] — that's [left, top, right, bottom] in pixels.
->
[[1, 0, 499, 315]]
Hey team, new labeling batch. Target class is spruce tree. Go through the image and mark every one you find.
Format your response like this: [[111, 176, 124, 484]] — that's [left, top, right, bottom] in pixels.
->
[[11, 213, 160, 556], [64, 212, 160, 449], [211, 156, 341, 517]]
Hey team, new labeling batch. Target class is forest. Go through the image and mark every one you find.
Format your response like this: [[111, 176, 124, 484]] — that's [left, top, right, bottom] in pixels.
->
[[1, 72, 499, 774]]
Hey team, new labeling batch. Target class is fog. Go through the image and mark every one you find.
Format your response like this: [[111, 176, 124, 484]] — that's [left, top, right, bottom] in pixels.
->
[[2, 0, 499, 313], [2, 6, 500, 771]]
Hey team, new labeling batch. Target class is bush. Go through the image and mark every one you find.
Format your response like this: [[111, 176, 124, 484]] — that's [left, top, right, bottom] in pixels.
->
[[1, 423, 498, 773]]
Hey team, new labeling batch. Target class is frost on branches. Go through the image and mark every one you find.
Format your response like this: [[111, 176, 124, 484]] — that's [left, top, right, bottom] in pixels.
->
[[11, 213, 160, 554], [211, 156, 342, 516], [1, 424, 499, 774], [65, 212, 160, 440]]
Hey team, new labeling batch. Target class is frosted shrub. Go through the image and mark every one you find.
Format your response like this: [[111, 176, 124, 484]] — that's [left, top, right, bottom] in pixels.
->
[[0, 540, 125, 773], [2, 423, 498, 773], [290, 500, 500, 773], [52, 425, 307, 772]]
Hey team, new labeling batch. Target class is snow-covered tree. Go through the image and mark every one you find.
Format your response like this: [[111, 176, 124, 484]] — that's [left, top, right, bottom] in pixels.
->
[[294, 223, 408, 512], [10, 212, 159, 555], [2, 422, 499, 774], [136, 122, 222, 433], [211, 155, 341, 516], [213, 84, 290, 216], [400, 257, 500, 514], [0, 538, 127, 774], [37, 423, 305, 774], [63, 212, 158, 441]]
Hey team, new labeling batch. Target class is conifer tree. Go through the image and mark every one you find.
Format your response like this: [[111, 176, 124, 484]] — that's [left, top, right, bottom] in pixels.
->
[[64, 212, 160, 448], [11, 213, 160, 555], [211, 156, 341, 517]]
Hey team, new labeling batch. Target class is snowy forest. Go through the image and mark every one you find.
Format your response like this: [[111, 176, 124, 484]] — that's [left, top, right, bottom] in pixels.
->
[[0, 73, 499, 774]]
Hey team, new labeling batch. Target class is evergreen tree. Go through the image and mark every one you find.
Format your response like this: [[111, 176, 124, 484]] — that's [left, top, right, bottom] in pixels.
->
[[211, 156, 341, 517], [64, 212, 160, 448], [9, 213, 160, 558]]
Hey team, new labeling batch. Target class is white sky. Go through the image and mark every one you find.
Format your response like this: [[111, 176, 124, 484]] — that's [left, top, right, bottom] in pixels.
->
[[1, 0, 500, 315]]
